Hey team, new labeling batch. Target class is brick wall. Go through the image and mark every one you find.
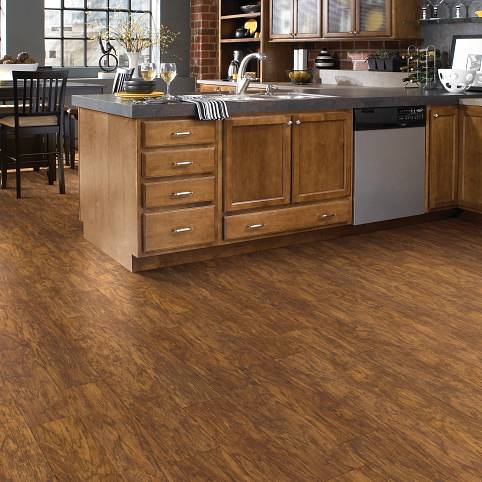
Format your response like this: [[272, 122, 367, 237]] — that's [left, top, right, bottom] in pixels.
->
[[190, 0, 218, 80]]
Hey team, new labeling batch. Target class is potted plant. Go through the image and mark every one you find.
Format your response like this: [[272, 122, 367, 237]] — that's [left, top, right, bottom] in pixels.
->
[[375, 49, 391, 71], [385, 53, 402, 72], [366, 53, 377, 71], [96, 15, 179, 77]]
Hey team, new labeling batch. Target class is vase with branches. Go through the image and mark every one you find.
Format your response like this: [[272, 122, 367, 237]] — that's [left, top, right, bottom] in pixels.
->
[[95, 14, 179, 77]]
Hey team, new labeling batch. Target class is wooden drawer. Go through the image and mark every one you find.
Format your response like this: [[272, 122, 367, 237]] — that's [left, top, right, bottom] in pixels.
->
[[144, 206, 215, 252], [224, 199, 352, 241], [142, 147, 215, 178], [143, 176, 215, 209], [142, 119, 216, 148]]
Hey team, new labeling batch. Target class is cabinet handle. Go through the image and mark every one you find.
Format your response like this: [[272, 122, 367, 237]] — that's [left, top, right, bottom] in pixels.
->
[[295, 120, 301, 125], [433, 113, 439, 118], [172, 131, 192, 137], [354, 31, 358, 35], [319, 213, 336, 220], [171, 191, 194, 197], [172, 227, 193, 234], [172, 161, 194, 167], [247, 223, 265, 230], [287, 120, 293, 126]]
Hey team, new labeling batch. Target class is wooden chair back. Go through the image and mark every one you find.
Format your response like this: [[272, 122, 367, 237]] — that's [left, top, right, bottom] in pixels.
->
[[12, 70, 68, 127]]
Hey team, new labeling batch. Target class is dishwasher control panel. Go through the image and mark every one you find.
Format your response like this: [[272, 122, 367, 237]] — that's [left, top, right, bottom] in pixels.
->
[[355, 106, 426, 130], [397, 107, 426, 125]]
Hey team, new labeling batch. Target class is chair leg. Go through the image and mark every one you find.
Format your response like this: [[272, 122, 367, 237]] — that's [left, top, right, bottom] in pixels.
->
[[15, 160, 21, 199], [0, 129, 6, 190], [58, 132, 66, 195], [47, 134, 55, 184], [15, 131, 21, 199], [69, 116, 76, 169], [63, 114, 71, 169], [1, 158, 6, 189]]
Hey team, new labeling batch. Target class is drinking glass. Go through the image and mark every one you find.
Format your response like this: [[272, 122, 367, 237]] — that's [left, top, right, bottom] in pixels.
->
[[160, 62, 177, 99], [140, 61, 157, 81]]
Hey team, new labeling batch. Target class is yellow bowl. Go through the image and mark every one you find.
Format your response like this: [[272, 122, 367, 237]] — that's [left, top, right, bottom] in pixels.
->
[[288, 70, 312, 84]]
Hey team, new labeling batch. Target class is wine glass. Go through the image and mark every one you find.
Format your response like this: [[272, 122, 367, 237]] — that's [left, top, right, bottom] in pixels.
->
[[159, 63, 177, 100], [140, 61, 157, 81]]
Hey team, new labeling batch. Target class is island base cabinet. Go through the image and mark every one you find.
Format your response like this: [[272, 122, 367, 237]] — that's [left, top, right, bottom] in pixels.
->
[[459, 106, 482, 214], [224, 115, 292, 212], [427, 105, 459, 211], [143, 206, 215, 253], [293, 110, 352, 203], [224, 199, 352, 241]]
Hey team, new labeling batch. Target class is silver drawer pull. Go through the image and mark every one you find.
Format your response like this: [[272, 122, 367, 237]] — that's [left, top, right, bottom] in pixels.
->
[[172, 227, 193, 234], [173, 131, 192, 137], [247, 223, 265, 230], [319, 213, 336, 219], [171, 191, 193, 197], [173, 161, 194, 167]]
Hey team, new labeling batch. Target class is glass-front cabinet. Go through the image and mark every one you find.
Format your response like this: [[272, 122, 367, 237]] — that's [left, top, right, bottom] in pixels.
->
[[324, 0, 355, 37], [323, 0, 391, 38], [295, 0, 322, 38], [271, 0, 294, 38], [271, 0, 322, 39], [358, 0, 391, 37]]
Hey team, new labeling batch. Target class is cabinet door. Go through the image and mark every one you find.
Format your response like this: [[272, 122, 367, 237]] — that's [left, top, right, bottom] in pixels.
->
[[293, 110, 353, 203], [295, 0, 322, 38], [459, 106, 482, 213], [427, 105, 459, 211], [357, 0, 391, 37], [271, 0, 295, 39], [224, 115, 292, 212], [323, 0, 356, 37]]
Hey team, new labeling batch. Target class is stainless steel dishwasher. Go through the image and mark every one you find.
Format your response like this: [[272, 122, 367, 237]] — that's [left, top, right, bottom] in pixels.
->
[[353, 106, 426, 225]]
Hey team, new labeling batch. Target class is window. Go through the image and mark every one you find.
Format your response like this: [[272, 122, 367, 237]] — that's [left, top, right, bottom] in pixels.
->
[[45, 0, 152, 68]]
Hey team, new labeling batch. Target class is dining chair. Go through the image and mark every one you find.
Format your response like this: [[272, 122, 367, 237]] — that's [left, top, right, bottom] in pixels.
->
[[65, 68, 134, 169], [0, 70, 68, 199]]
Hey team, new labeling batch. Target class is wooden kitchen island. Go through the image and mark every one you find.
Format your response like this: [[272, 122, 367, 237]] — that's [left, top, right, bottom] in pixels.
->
[[74, 89, 482, 271]]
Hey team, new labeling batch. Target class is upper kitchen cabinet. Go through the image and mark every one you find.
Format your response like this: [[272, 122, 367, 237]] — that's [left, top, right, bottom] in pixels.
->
[[322, 0, 420, 39], [270, 0, 322, 40], [324, 0, 391, 37], [358, 0, 391, 37], [324, 0, 356, 37]]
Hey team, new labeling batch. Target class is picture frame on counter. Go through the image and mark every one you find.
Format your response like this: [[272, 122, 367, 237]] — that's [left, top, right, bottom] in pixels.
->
[[450, 35, 482, 91]]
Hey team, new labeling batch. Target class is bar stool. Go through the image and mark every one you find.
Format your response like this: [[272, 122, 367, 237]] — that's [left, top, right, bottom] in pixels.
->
[[0, 70, 68, 198], [66, 68, 134, 169]]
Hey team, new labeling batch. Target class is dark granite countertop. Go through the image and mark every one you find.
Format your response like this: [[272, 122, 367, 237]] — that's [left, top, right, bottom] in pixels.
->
[[72, 86, 482, 119]]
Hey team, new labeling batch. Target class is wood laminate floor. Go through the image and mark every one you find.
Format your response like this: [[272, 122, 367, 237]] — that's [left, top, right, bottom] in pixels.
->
[[0, 170, 481, 481]]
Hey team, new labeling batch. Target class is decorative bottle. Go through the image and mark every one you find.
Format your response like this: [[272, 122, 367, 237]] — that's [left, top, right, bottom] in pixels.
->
[[228, 50, 240, 81]]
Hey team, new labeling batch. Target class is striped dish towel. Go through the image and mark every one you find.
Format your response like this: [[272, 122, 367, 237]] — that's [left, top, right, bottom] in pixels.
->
[[179, 95, 230, 121]]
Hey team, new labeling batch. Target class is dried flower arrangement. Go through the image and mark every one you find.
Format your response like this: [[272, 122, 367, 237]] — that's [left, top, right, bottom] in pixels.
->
[[95, 14, 179, 54]]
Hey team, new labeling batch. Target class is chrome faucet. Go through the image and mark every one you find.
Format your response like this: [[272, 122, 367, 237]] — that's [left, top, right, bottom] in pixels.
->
[[236, 52, 267, 95]]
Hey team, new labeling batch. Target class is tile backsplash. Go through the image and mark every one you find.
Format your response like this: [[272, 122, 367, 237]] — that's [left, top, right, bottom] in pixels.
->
[[307, 40, 421, 71]]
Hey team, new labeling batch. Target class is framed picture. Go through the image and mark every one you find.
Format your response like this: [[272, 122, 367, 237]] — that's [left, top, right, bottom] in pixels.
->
[[450, 35, 482, 91]]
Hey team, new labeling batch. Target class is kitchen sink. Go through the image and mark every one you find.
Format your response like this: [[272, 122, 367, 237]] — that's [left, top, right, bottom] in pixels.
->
[[187, 93, 335, 103], [248, 92, 335, 100]]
